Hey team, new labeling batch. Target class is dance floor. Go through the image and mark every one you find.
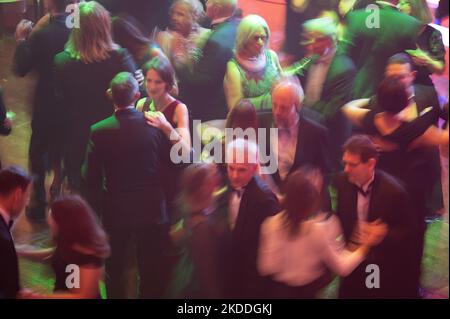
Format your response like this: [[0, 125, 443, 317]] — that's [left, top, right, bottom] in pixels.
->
[[0, 0, 448, 298]]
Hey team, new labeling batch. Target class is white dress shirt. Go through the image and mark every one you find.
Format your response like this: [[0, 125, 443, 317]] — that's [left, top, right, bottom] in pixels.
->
[[258, 212, 365, 286], [355, 173, 375, 222], [0, 205, 11, 229], [304, 48, 336, 107], [228, 187, 245, 230], [272, 117, 299, 181]]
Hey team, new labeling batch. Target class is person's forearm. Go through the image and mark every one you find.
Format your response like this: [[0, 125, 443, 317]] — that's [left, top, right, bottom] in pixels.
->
[[427, 59, 445, 74]]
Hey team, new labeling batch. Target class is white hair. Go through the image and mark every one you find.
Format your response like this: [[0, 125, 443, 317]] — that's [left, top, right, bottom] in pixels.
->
[[236, 14, 270, 54], [170, 0, 205, 23], [272, 77, 305, 108], [209, 0, 237, 9], [303, 17, 337, 41], [226, 138, 259, 165]]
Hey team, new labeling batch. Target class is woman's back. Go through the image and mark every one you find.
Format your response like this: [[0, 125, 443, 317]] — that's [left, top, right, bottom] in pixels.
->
[[258, 212, 346, 287], [55, 48, 137, 127], [52, 247, 104, 297]]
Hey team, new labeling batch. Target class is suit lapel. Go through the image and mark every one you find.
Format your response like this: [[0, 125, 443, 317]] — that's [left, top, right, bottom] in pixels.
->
[[289, 115, 304, 176], [233, 177, 255, 236], [413, 85, 426, 114], [339, 175, 359, 241], [367, 171, 383, 222]]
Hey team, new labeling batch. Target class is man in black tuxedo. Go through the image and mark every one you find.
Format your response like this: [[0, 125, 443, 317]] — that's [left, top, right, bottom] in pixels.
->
[[332, 135, 417, 298], [261, 80, 331, 195], [300, 18, 356, 172], [13, 0, 71, 221], [0, 167, 33, 299], [82, 72, 179, 298], [338, 1, 423, 99], [381, 53, 441, 118], [179, 0, 240, 122], [225, 138, 280, 298], [368, 53, 443, 296]]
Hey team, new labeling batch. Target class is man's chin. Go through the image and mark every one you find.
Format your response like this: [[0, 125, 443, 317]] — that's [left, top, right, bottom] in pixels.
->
[[230, 182, 242, 189]]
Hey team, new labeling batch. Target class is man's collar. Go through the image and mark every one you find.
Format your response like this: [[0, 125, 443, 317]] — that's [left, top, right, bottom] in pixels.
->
[[0, 204, 10, 226], [355, 172, 375, 191], [114, 106, 135, 113], [211, 16, 233, 28], [275, 112, 300, 131], [408, 86, 415, 100]]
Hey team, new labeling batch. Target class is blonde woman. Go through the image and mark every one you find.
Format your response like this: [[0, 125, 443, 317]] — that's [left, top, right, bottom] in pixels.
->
[[54, 1, 137, 192], [224, 15, 283, 111]]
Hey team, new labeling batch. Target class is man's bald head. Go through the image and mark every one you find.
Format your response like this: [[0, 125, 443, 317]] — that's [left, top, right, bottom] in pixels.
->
[[272, 80, 304, 128], [206, 0, 237, 20]]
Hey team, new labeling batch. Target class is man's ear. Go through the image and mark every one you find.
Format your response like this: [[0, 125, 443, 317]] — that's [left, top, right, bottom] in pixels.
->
[[411, 70, 418, 80], [134, 91, 141, 102], [106, 88, 112, 100], [368, 158, 377, 170], [12, 187, 22, 205]]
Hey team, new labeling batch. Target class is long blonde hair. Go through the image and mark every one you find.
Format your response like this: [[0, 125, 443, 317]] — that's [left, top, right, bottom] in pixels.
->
[[65, 1, 118, 63], [236, 15, 270, 54]]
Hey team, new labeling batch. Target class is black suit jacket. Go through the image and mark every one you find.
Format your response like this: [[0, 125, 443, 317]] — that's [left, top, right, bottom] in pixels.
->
[[0, 215, 19, 299], [339, 8, 423, 99], [55, 48, 137, 190], [332, 170, 417, 298], [262, 113, 331, 188], [180, 18, 239, 121], [229, 176, 280, 298], [82, 108, 174, 226], [302, 53, 356, 119], [13, 14, 70, 130]]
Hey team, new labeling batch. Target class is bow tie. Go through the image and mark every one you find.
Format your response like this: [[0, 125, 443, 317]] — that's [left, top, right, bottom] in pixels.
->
[[230, 187, 245, 199], [355, 182, 374, 197]]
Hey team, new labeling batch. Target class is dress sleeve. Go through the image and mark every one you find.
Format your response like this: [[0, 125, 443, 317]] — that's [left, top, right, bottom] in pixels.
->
[[386, 107, 441, 146]]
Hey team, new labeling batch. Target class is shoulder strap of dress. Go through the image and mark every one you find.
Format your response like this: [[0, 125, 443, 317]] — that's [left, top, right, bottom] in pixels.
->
[[165, 99, 180, 123], [143, 98, 153, 112]]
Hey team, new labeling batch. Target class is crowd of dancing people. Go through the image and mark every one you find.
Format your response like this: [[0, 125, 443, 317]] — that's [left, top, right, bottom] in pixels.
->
[[0, 0, 448, 299]]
